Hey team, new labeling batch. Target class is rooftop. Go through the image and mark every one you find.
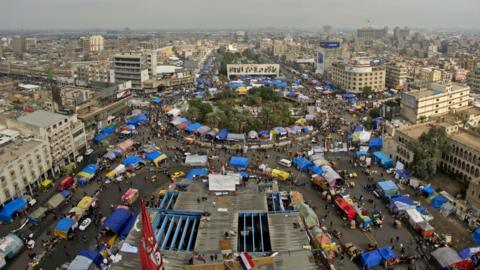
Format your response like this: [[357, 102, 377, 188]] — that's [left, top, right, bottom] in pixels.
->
[[17, 110, 69, 128], [0, 137, 45, 164], [399, 123, 433, 140], [112, 180, 315, 270], [449, 129, 480, 152]]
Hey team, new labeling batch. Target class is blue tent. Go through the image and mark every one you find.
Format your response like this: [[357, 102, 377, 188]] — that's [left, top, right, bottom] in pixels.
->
[[368, 137, 383, 150], [376, 180, 399, 198], [459, 247, 480, 259], [359, 250, 383, 269], [119, 213, 138, 240], [230, 156, 249, 169], [81, 164, 98, 175], [123, 155, 145, 167], [216, 129, 228, 140], [355, 150, 368, 159], [422, 186, 434, 196], [372, 117, 383, 130], [100, 124, 116, 135], [474, 228, 480, 245], [395, 169, 412, 180], [150, 97, 161, 104], [185, 168, 209, 180], [55, 217, 75, 232], [102, 208, 132, 233], [145, 151, 162, 161], [258, 130, 269, 137], [431, 194, 448, 209], [372, 152, 393, 168], [186, 122, 202, 133], [78, 249, 103, 267], [61, 190, 71, 198], [93, 132, 113, 143], [292, 157, 312, 172], [378, 247, 396, 261], [354, 124, 365, 132], [309, 165, 324, 176], [126, 113, 148, 126], [0, 198, 27, 221]]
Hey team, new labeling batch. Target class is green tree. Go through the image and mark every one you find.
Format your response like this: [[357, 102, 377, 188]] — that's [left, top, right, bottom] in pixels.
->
[[409, 127, 450, 179], [369, 108, 381, 119], [362, 86, 373, 98]]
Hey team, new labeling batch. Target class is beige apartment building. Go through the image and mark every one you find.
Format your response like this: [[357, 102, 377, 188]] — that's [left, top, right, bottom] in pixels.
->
[[330, 58, 386, 93], [0, 130, 52, 205], [386, 62, 409, 90], [468, 67, 480, 92], [418, 67, 442, 82], [7, 110, 87, 169], [400, 83, 470, 123]]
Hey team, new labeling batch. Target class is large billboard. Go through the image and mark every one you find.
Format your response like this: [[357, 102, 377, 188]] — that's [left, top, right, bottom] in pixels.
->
[[227, 64, 279, 78], [316, 48, 325, 75], [320, 41, 341, 49]]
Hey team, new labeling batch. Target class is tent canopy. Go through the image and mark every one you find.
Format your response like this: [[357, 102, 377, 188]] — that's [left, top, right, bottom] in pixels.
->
[[473, 228, 480, 245], [0, 198, 27, 221], [368, 137, 383, 150], [215, 128, 228, 140], [185, 168, 209, 180], [359, 250, 382, 269], [373, 152, 393, 168], [126, 113, 148, 126], [431, 194, 448, 209], [377, 247, 396, 261], [335, 198, 357, 220], [185, 155, 208, 167], [123, 155, 145, 167], [431, 246, 463, 268], [208, 174, 238, 191], [102, 208, 132, 233], [292, 156, 313, 172], [55, 217, 75, 232], [186, 122, 202, 133], [230, 156, 249, 169]]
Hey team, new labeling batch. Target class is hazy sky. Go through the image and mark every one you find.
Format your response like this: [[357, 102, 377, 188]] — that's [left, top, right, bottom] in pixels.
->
[[1, 0, 479, 30]]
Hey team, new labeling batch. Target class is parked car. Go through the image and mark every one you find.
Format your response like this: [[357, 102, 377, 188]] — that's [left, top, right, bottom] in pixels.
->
[[85, 148, 94, 156], [79, 218, 92, 231]]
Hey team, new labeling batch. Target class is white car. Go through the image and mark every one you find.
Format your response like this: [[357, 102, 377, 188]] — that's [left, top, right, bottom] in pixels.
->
[[85, 149, 94, 156], [79, 218, 92, 231]]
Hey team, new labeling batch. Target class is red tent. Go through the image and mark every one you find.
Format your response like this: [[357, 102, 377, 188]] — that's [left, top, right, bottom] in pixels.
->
[[335, 198, 357, 220]]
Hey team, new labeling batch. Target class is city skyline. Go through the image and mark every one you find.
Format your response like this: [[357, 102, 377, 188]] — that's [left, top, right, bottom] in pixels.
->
[[1, 0, 480, 31]]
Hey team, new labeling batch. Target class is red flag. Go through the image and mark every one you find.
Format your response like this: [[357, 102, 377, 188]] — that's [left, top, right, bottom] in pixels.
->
[[139, 199, 164, 270]]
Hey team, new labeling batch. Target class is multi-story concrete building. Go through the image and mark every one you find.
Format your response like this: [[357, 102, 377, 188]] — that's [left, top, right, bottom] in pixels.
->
[[357, 27, 388, 40], [80, 35, 104, 53], [73, 61, 111, 84], [386, 62, 409, 90], [468, 67, 480, 93], [112, 52, 156, 90], [418, 67, 442, 82], [441, 129, 480, 182], [315, 41, 342, 77], [330, 57, 386, 93], [467, 178, 480, 209], [0, 129, 52, 205], [393, 27, 410, 41], [7, 110, 87, 168], [12, 35, 26, 56], [400, 83, 470, 123]]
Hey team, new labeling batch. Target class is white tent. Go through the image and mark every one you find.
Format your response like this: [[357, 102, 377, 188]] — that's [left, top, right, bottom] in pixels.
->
[[185, 155, 208, 166], [208, 174, 238, 191], [167, 108, 181, 116], [406, 208, 424, 227]]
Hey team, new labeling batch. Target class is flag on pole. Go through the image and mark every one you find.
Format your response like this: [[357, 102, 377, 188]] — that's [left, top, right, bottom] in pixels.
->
[[139, 199, 164, 270]]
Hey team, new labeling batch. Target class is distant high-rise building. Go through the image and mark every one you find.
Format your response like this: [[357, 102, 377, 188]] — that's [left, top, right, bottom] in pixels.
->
[[117, 35, 128, 51], [315, 41, 342, 77], [323, 25, 333, 34], [79, 35, 104, 53], [89, 35, 104, 52], [113, 52, 156, 90], [25, 38, 37, 50], [393, 27, 410, 41], [12, 35, 26, 56], [357, 27, 388, 40]]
